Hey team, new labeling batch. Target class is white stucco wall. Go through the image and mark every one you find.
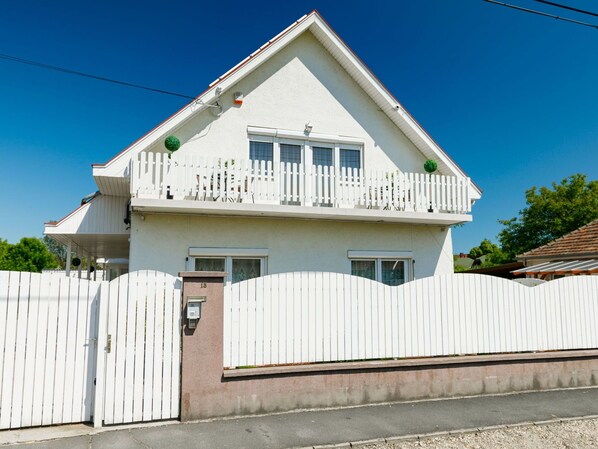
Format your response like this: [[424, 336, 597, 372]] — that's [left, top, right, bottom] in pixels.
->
[[129, 214, 454, 279], [146, 31, 430, 175]]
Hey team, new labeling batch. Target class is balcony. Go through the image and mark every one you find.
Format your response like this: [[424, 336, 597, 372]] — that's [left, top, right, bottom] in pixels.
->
[[130, 153, 473, 223]]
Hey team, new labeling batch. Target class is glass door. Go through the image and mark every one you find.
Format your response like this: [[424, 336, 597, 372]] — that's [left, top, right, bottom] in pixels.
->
[[280, 143, 302, 205], [312, 146, 334, 206]]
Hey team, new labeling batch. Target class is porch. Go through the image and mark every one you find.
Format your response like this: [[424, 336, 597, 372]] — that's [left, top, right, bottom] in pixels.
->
[[44, 194, 130, 280], [131, 153, 474, 223]]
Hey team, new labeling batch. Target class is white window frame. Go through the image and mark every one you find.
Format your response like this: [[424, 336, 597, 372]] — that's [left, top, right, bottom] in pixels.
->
[[348, 250, 413, 284], [248, 128, 364, 173], [188, 247, 268, 284]]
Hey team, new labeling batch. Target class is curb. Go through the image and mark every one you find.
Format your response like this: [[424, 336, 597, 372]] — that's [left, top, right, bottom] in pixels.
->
[[305, 414, 598, 449]]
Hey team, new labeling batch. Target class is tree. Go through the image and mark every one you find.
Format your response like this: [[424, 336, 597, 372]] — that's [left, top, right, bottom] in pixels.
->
[[465, 238, 510, 269], [43, 235, 66, 268], [498, 174, 598, 260], [0, 237, 58, 272], [0, 238, 8, 262]]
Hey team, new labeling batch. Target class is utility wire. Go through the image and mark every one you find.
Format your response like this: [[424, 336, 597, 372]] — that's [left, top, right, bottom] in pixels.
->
[[483, 0, 598, 29], [533, 0, 598, 18], [0, 52, 197, 100]]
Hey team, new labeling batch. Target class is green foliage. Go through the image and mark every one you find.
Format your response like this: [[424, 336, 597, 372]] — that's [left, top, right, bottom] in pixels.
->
[[453, 263, 469, 273], [498, 174, 598, 259], [456, 238, 511, 272], [164, 135, 181, 152], [468, 238, 499, 260], [0, 237, 59, 272], [424, 159, 438, 173], [468, 246, 484, 259], [43, 235, 66, 268], [0, 238, 8, 262]]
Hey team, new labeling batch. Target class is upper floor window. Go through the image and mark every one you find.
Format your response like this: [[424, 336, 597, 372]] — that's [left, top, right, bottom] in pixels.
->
[[280, 143, 302, 165], [249, 141, 273, 163], [248, 135, 362, 173], [340, 148, 361, 171], [312, 146, 333, 168]]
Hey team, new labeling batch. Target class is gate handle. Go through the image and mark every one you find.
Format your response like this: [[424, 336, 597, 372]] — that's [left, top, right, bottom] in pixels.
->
[[106, 334, 112, 353]]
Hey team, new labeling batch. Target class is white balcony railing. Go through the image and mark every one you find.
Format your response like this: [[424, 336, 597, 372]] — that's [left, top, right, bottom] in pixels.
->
[[131, 153, 472, 214]]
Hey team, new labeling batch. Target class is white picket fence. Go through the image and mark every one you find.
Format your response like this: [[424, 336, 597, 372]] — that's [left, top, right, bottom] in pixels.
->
[[224, 272, 598, 368], [0, 271, 99, 429], [0, 270, 182, 430], [131, 154, 472, 214]]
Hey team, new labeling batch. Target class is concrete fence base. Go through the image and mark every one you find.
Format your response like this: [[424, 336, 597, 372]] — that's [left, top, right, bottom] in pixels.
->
[[180, 273, 598, 421]]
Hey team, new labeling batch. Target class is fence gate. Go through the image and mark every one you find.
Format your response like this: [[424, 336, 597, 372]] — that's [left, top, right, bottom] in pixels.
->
[[94, 270, 182, 426], [0, 271, 99, 430]]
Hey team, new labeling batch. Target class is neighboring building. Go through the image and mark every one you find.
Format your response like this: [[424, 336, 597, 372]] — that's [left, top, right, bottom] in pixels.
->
[[464, 262, 524, 280], [513, 219, 598, 279], [45, 11, 481, 285]]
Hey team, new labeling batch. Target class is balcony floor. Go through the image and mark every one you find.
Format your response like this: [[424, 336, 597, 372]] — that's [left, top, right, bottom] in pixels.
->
[[131, 198, 472, 225]]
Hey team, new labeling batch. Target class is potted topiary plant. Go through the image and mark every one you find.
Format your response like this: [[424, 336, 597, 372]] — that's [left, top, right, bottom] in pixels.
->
[[424, 159, 437, 212], [164, 135, 181, 159], [164, 135, 181, 199]]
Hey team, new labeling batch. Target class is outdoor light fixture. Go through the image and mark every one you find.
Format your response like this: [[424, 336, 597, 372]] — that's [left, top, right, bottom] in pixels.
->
[[304, 122, 313, 134]]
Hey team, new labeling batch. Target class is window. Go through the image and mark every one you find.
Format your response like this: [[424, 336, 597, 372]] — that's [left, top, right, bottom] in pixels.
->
[[190, 248, 268, 284], [312, 146, 333, 168], [195, 258, 225, 272], [340, 149, 361, 171], [350, 260, 376, 281], [249, 141, 273, 163], [380, 260, 406, 286], [349, 251, 412, 286], [248, 134, 362, 174], [280, 143, 302, 165], [231, 258, 262, 283]]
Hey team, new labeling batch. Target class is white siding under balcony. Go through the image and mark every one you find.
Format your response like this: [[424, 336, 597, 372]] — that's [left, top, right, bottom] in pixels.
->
[[46, 195, 129, 235]]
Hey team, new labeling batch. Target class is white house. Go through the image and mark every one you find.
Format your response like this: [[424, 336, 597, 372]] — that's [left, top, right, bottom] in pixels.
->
[[45, 11, 482, 284]]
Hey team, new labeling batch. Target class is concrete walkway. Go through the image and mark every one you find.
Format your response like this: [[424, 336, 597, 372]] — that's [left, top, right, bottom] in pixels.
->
[[3, 387, 598, 448]]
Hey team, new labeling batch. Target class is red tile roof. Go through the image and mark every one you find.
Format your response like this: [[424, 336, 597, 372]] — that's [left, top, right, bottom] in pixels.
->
[[518, 219, 598, 260]]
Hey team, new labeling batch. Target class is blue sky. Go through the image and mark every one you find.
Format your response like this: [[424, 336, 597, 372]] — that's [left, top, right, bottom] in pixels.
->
[[0, 0, 597, 252]]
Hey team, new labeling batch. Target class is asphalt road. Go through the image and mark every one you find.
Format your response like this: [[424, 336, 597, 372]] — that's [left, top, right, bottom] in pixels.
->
[[5, 387, 598, 449]]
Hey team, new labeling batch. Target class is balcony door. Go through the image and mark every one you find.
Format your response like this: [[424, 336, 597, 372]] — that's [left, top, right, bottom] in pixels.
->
[[312, 146, 334, 206], [280, 143, 302, 205]]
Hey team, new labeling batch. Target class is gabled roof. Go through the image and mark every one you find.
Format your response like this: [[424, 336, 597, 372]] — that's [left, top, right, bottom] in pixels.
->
[[93, 10, 481, 199], [518, 219, 598, 261]]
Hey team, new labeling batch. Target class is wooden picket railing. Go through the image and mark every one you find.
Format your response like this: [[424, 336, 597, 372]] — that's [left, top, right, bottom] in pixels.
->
[[131, 153, 472, 214]]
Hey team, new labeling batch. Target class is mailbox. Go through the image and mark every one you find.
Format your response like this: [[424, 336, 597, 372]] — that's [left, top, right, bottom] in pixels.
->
[[187, 296, 206, 329]]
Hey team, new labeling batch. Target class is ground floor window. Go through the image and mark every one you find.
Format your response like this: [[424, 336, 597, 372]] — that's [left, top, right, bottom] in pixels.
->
[[348, 251, 412, 286], [189, 248, 267, 284]]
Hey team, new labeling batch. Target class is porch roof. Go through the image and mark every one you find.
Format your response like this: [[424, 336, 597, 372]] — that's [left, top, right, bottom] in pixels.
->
[[511, 259, 598, 276], [44, 194, 130, 259]]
